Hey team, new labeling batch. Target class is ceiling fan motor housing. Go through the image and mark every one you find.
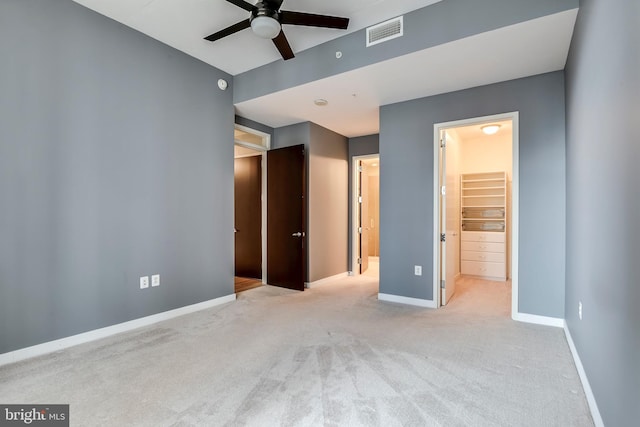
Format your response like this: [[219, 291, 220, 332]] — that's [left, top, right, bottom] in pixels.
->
[[250, 4, 281, 39]]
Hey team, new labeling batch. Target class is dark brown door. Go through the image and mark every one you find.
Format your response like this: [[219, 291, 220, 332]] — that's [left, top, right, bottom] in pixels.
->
[[234, 155, 262, 279], [359, 161, 369, 274], [267, 145, 305, 291]]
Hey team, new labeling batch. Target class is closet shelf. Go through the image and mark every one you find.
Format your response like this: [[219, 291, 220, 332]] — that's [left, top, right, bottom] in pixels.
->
[[461, 178, 504, 183], [460, 171, 507, 280]]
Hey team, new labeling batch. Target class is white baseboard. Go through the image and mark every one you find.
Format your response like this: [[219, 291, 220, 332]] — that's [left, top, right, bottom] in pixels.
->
[[564, 326, 604, 427], [305, 272, 349, 289], [0, 293, 237, 367], [512, 312, 565, 328], [378, 293, 437, 308]]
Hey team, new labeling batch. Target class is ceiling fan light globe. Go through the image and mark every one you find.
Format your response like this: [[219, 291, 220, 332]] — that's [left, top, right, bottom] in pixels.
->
[[251, 16, 281, 39]]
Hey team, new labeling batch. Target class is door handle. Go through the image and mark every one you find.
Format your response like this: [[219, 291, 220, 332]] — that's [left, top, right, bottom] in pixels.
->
[[292, 232, 303, 237]]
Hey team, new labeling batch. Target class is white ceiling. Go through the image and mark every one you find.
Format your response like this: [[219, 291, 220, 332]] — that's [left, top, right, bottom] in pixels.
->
[[72, 0, 443, 75], [72, 0, 577, 138]]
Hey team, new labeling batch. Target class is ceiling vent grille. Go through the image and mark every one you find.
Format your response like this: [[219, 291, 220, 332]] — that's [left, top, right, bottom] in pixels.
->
[[366, 16, 403, 47]]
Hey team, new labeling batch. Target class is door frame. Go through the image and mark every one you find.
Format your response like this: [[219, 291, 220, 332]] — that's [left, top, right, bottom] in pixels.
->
[[234, 124, 270, 283], [351, 154, 379, 275], [432, 111, 519, 317]]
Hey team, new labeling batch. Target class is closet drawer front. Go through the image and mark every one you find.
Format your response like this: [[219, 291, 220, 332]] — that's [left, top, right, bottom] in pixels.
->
[[461, 241, 505, 253], [461, 231, 505, 243], [461, 261, 506, 278], [461, 251, 504, 263]]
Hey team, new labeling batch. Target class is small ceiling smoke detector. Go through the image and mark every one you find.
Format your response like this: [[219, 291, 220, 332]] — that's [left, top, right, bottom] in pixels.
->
[[314, 99, 328, 106], [481, 124, 501, 135]]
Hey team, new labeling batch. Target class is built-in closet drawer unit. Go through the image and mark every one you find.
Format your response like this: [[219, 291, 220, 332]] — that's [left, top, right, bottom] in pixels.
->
[[460, 260, 505, 279], [460, 171, 508, 281], [460, 231, 506, 280]]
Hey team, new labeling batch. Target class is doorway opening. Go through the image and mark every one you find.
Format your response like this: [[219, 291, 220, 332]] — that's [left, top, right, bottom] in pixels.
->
[[433, 112, 519, 317], [352, 155, 380, 278], [234, 125, 269, 293]]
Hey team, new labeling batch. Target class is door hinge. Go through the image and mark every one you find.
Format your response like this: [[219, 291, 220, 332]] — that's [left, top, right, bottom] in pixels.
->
[[440, 233, 446, 242], [440, 138, 446, 148], [358, 165, 363, 172], [441, 186, 446, 196], [358, 196, 363, 203], [357, 258, 362, 265], [441, 279, 445, 289], [358, 227, 363, 234]]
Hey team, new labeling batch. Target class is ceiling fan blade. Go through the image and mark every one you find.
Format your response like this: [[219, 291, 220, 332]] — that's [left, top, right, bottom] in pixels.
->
[[279, 11, 349, 29], [272, 30, 294, 60], [226, 0, 256, 12], [204, 19, 251, 42]]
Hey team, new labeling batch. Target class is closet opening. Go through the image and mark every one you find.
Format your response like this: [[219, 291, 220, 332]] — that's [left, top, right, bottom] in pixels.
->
[[433, 112, 519, 317], [234, 125, 269, 293], [352, 155, 380, 279]]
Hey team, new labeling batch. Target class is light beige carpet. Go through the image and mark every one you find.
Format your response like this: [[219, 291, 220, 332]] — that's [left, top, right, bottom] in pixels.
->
[[0, 274, 592, 426]]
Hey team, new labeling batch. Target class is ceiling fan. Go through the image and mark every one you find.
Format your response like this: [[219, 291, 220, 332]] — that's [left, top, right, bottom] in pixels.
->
[[205, 0, 350, 60]]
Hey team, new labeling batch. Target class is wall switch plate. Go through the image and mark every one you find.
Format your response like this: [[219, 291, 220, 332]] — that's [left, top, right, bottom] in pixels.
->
[[578, 301, 583, 320], [151, 274, 160, 287], [414, 265, 422, 276], [140, 276, 149, 289]]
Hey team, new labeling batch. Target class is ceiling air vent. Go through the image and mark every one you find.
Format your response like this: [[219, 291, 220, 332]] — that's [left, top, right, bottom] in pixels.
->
[[366, 16, 403, 47]]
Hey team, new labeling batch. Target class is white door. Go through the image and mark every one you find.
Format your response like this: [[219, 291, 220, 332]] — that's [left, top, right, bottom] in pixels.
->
[[359, 161, 370, 274], [440, 131, 458, 305]]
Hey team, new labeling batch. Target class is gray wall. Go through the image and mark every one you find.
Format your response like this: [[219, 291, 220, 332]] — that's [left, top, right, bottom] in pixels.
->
[[272, 122, 349, 283], [308, 124, 349, 282], [564, 0, 640, 425], [348, 135, 380, 272], [379, 72, 566, 317], [234, 0, 578, 103], [0, 0, 234, 354]]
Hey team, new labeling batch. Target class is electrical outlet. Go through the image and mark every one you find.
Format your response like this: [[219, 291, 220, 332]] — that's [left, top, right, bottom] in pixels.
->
[[578, 301, 583, 320], [140, 276, 149, 289], [151, 274, 160, 287], [414, 265, 422, 276]]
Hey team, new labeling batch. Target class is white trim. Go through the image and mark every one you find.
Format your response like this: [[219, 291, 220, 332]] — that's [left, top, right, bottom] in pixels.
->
[[351, 154, 380, 276], [378, 293, 437, 308], [234, 123, 271, 150], [511, 114, 520, 317], [564, 326, 605, 427], [234, 129, 268, 284], [305, 272, 349, 288], [261, 151, 268, 283], [0, 294, 236, 367], [433, 112, 519, 316], [512, 312, 565, 328]]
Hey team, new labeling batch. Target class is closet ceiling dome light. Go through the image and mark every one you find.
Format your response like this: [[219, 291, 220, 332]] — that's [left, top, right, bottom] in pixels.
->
[[481, 124, 501, 135]]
